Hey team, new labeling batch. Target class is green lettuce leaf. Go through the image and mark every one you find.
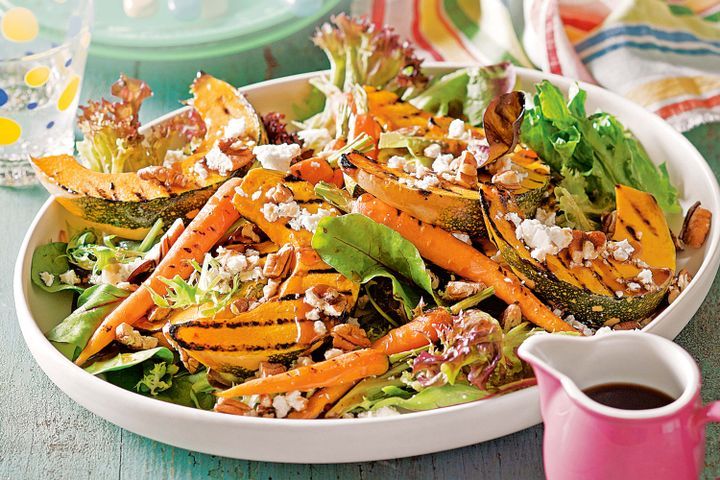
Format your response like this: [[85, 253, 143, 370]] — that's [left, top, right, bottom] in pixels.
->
[[409, 63, 515, 125], [312, 214, 438, 317], [521, 80, 680, 222], [47, 284, 131, 360]]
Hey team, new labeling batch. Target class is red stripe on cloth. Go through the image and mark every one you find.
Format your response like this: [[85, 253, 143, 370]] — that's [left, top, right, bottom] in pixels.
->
[[371, 0, 386, 27], [412, 0, 443, 60], [656, 93, 720, 119], [545, 3, 563, 75], [434, 0, 480, 61], [561, 15, 599, 32]]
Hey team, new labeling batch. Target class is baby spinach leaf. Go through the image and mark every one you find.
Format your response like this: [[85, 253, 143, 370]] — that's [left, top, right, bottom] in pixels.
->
[[31, 242, 83, 293], [84, 347, 174, 375], [312, 214, 438, 316], [369, 383, 488, 411], [47, 284, 131, 360]]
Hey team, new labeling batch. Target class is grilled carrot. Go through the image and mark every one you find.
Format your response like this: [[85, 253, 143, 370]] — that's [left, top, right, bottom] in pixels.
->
[[287, 384, 354, 419], [351, 114, 381, 159], [74, 178, 244, 366], [290, 158, 343, 188], [371, 308, 453, 355], [352, 194, 575, 333], [216, 349, 389, 397]]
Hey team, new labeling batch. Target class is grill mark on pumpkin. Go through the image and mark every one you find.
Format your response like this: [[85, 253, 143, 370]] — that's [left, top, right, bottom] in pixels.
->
[[630, 203, 658, 235]]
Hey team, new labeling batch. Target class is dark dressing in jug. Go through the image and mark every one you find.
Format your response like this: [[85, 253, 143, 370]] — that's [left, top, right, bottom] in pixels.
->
[[583, 383, 675, 410]]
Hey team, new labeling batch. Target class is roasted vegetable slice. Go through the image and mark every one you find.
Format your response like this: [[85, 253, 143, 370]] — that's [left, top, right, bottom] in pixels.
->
[[341, 151, 549, 237], [33, 74, 266, 240], [481, 184, 675, 328]]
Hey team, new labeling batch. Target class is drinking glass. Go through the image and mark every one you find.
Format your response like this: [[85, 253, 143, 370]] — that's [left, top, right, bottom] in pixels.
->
[[0, 0, 93, 186]]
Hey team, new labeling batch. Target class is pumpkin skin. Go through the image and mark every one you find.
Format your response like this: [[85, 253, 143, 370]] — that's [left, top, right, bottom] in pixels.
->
[[32, 74, 266, 240], [480, 184, 675, 328]]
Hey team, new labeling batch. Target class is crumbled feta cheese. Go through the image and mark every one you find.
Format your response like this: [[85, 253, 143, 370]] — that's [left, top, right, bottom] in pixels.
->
[[313, 320, 327, 335], [505, 212, 522, 227], [452, 232, 471, 244], [514, 218, 573, 262], [423, 143, 442, 159], [163, 149, 187, 166], [262, 200, 300, 223], [387, 155, 409, 170], [431, 153, 454, 175], [251, 190, 262, 201], [90, 257, 145, 287], [193, 161, 208, 180], [606, 239, 635, 262], [503, 277, 513, 283], [298, 128, 332, 152], [594, 326, 613, 336], [285, 390, 308, 412], [223, 117, 246, 138], [204, 145, 234, 175], [637, 269, 654, 286], [627, 282, 642, 292], [59, 269, 80, 286], [414, 175, 440, 190], [447, 119, 466, 139], [272, 394, 291, 418], [357, 406, 401, 418], [288, 207, 335, 233], [295, 356, 314, 367], [39, 271, 54, 287], [306, 308, 321, 321], [615, 290, 624, 298], [324, 348, 344, 360], [253, 143, 301, 172]]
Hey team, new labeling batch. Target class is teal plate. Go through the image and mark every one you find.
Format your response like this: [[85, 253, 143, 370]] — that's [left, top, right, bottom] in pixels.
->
[[40, 0, 341, 60]]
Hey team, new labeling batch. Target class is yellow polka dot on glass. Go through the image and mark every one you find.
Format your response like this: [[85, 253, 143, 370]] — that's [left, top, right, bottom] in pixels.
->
[[0, 1, 92, 186]]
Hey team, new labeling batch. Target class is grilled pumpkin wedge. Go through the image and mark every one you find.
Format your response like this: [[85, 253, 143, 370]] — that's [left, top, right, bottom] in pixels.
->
[[341, 150, 549, 237], [167, 257, 359, 375], [32, 74, 266, 240], [481, 184, 675, 328]]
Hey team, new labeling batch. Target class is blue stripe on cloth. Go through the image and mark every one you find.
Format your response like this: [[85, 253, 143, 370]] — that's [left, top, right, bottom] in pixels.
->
[[582, 40, 720, 63], [575, 24, 720, 53]]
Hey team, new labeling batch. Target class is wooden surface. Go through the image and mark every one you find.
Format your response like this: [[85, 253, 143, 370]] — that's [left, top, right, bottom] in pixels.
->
[[2, 8, 719, 479]]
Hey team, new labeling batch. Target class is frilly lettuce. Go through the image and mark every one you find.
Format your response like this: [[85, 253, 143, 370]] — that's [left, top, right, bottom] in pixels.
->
[[76, 75, 206, 174]]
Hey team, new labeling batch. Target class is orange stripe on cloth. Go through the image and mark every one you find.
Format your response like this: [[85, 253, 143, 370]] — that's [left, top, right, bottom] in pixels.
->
[[656, 93, 720, 119], [412, 0, 443, 60]]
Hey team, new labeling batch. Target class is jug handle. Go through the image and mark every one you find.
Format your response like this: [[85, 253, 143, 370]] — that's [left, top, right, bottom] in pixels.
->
[[701, 401, 720, 423]]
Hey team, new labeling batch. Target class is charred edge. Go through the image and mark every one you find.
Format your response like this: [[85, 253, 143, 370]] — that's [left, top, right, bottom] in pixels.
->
[[173, 340, 302, 352], [339, 154, 357, 170], [284, 174, 304, 183]]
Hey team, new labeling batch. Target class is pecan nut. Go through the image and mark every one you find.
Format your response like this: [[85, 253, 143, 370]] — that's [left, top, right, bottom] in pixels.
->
[[442, 281, 485, 301], [137, 165, 189, 188], [680, 201, 712, 249], [262, 243, 295, 279], [331, 323, 371, 351], [115, 322, 158, 350]]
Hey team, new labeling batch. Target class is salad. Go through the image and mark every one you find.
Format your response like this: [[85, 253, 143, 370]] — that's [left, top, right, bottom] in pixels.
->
[[30, 15, 712, 419]]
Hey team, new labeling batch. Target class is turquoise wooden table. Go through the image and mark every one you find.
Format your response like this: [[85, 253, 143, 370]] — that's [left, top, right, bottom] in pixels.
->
[[2, 8, 720, 479]]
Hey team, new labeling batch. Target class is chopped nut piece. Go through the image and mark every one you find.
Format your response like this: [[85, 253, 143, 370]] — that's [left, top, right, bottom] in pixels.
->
[[680, 201, 712, 248], [115, 322, 158, 350], [331, 324, 371, 351], [613, 320, 640, 331], [258, 362, 287, 378], [667, 268, 692, 304], [501, 303, 522, 331], [601, 210, 617, 236], [229, 298, 250, 315], [214, 397, 251, 416], [442, 281, 485, 301], [266, 183, 294, 203], [148, 306, 171, 323], [217, 136, 254, 169], [262, 244, 295, 279], [304, 285, 347, 317], [137, 165, 189, 188], [568, 231, 606, 264], [491, 169, 522, 189], [671, 230, 685, 252], [454, 151, 478, 188]]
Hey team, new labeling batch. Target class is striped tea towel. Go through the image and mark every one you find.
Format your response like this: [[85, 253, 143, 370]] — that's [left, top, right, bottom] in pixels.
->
[[351, 0, 720, 131]]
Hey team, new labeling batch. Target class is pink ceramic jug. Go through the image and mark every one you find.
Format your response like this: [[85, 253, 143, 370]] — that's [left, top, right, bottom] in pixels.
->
[[518, 332, 720, 480]]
